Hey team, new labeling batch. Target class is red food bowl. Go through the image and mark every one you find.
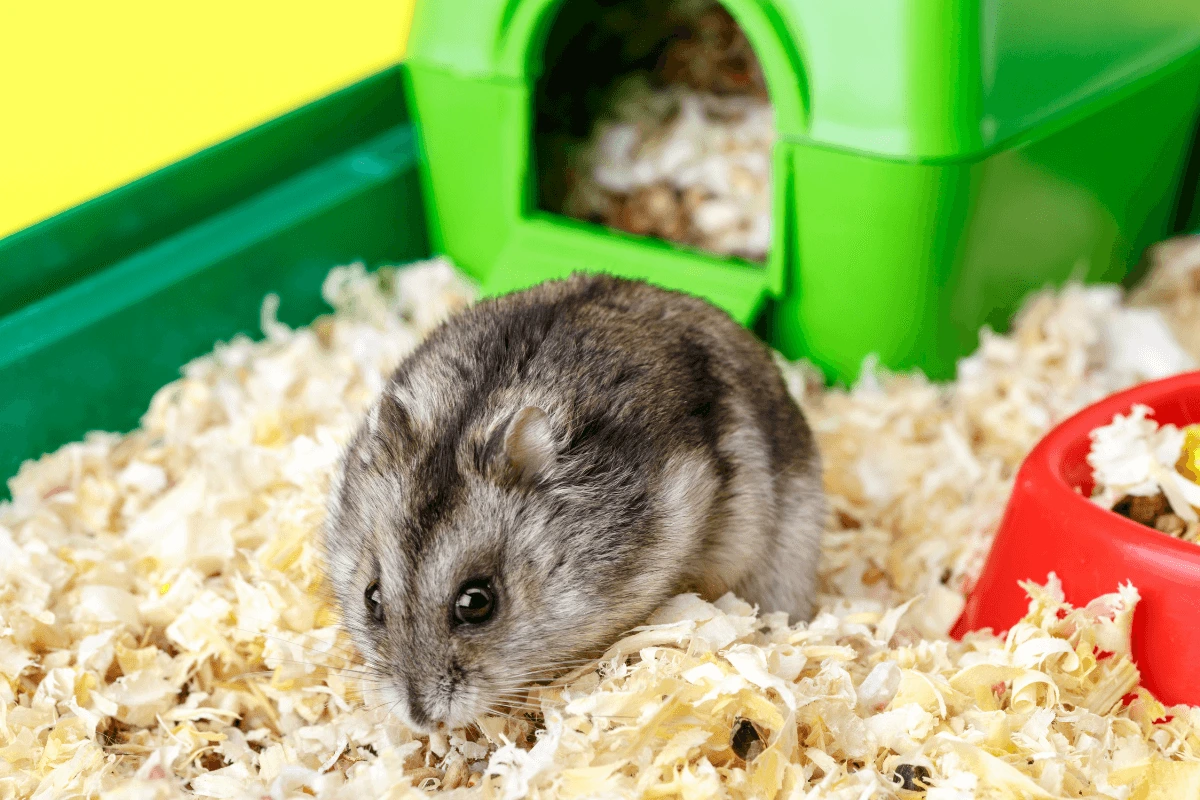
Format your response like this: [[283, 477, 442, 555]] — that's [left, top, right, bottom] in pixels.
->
[[951, 370, 1200, 706]]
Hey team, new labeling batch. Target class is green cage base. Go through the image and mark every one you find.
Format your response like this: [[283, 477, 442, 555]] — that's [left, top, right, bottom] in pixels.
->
[[0, 68, 430, 495]]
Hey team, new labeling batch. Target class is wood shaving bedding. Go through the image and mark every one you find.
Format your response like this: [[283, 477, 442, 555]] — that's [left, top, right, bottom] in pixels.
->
[[4, 236, 1200, 799], [562, 78, 774, 262], [558, 1, 774, 262]]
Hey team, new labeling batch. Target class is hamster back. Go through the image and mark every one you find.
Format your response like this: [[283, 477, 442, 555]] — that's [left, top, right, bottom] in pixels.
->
[[323, 273, 825, 731]]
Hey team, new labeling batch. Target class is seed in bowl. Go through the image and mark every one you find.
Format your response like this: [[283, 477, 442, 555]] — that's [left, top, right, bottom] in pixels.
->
[[1086, 404, 1200, 541]]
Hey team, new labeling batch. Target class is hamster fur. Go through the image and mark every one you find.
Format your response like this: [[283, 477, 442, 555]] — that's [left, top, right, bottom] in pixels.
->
[[323, 273, 825, 732]]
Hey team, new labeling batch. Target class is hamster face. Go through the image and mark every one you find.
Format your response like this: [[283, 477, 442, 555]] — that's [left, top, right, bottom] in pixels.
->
[[323, 392, 661, 733]]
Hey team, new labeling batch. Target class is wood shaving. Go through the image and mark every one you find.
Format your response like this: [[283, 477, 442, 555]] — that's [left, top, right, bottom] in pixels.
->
[[1087, 404, 1200, 538], [563, 81, 773, 261], [4, 235, 1200, 799], [559, 1, 773, 261]]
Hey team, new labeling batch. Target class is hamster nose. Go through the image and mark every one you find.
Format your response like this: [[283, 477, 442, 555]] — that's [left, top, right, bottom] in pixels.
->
[[403, 681, 451, 733], [406, 693, 435, 731]]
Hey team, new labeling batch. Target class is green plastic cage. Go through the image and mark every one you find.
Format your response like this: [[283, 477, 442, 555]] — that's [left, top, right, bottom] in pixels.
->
[[404, 0, 1200, 382]]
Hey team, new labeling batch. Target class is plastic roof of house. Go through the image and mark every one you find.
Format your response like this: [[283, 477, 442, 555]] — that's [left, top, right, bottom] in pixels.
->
[[407, 0, 1200, 161]]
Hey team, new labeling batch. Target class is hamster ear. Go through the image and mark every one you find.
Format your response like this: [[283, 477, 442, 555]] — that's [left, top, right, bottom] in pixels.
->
[[503, 406, 556, 482], [378, 390, 410, 434], [371, 390, 412, 466]]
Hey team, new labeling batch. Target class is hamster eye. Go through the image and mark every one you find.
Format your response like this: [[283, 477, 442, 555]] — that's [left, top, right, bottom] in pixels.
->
[[453, 579, 495, 625], [364, 581, 384, 623]]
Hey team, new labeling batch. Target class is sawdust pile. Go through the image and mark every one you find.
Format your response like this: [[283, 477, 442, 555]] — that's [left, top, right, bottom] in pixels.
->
[[559, 0, 774, 261], [4, 237, 1200, 799]]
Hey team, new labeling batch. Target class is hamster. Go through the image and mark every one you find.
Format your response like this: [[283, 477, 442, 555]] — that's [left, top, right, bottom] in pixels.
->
[[322, 273, 826, 732]]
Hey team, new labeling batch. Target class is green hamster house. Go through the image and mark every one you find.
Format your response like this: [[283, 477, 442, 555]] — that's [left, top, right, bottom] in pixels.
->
[[404, 0, 1200, 382]]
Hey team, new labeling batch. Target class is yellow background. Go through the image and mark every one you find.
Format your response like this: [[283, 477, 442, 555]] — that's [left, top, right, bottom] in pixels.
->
[[0, 0, 417, 240]]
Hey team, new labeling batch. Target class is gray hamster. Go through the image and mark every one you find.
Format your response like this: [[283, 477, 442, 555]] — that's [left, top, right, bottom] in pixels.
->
[[322, 273, 825, 732]]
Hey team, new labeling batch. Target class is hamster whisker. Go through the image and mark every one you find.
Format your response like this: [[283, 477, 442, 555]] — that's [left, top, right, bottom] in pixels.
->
[[242, 655, 389, 679], [480, 681, 559, 690], [482, 689, 536, 700], [382, 698, 405, 720], [482, 685, 541, 697], [513, 658, 600, 671], [479, 697, 546, 714], [482, 672, 591, 691], [482, 684, 545, 696], [483, 706, 543, 719], [492, 660, 599, 680], [481, 684, 562, 700], [480, 705, 540, 724], [361, 695, 410, 716], [478, 684, 549, 700], [482, 693, 543, 708], [483, 704, 544, 718], [477, 683, 544, 698]]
